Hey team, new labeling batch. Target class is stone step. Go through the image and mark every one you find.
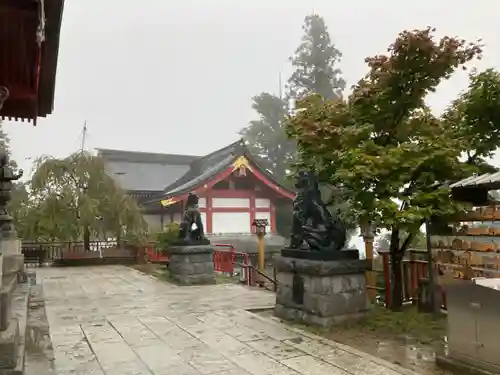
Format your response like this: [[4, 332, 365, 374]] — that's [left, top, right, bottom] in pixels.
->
[[0, 282, 30, 375]]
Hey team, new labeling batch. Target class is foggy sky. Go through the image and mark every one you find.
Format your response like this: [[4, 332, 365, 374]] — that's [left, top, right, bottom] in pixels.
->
[[5, 0, 500, 176]]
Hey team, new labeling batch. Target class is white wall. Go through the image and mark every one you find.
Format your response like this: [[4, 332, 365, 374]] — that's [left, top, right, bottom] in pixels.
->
[[212, 212, 251, 233], [200, 212, 207, 232], [198, 197, 206, 208], [255, 198, 270, 208], [212, 197, 250, 208]]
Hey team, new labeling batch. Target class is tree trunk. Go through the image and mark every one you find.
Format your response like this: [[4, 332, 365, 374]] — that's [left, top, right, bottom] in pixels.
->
[[83, 226, 90, 251], [116, 229, 121, 248], [390, 251, 404, 311], [389, 228, 403, 311]]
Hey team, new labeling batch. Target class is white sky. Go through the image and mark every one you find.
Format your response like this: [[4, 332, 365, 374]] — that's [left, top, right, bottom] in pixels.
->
[[3, 0, 500, 253], [4, 0, 500, 178]]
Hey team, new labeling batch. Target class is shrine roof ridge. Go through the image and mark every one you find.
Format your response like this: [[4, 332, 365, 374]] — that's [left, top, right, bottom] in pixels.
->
[[96, 148, 199, 165]]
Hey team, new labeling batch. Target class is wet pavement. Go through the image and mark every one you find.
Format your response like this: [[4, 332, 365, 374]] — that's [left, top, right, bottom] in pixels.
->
[[36, 265, 423, 375], [323, 330, 454, 375], [256, 309, 454, 375]]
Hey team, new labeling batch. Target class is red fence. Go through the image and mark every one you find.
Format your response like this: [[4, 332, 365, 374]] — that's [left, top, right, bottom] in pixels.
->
[[144, 245, 168, 263], [141, 242, 252, 285], [376, 250, 438, 308], [212, 244, 251, 285]]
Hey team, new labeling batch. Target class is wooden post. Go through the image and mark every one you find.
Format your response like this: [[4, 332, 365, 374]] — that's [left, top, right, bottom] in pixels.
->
[[382, 252, 391, 308], [361, 222, 377, 303], [252, 219, 269, 287], [410, 250, 418, 304], [257, 233, 265, 273]]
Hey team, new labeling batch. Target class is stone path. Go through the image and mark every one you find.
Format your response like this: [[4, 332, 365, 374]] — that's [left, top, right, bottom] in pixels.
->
[[37, 266, 421, 375]]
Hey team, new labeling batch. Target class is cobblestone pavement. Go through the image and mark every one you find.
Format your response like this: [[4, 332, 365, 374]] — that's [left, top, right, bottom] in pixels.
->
[[38, 266, 420, 375]]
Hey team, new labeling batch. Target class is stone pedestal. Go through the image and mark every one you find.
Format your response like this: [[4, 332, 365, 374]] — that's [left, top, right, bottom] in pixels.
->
[[0, 238, 27, 374], [274, 250, 369, 327], [168, 245, 216, 285]]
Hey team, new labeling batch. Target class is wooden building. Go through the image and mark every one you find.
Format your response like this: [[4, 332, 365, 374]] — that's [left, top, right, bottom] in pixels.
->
[[0, 0, 65, 123], [99, 140, 295, 234]]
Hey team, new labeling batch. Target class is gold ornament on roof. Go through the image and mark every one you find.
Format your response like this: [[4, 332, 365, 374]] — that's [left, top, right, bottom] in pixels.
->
[[160, 198, 176, 207], [232, 156, 252, 171]]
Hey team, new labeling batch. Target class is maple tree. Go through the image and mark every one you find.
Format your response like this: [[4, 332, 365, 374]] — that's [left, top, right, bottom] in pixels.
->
[[288, 28, 485, 310]]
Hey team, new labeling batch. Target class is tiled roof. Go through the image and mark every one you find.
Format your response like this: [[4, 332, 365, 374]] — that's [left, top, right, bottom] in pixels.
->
[[99, 139, 294, 201], [450, 172, 500, 189], [162, 140, 244, 193], [164, 154, 235, 196], [97, 148, 199, 192]]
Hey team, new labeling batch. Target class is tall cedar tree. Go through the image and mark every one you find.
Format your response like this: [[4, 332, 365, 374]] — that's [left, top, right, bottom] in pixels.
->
[[288, 28, 484, 310], [242, 13, 346, 182], [288, 14, 345, 101], [240, 93, 293, 181], [289, 14, 356, 232]]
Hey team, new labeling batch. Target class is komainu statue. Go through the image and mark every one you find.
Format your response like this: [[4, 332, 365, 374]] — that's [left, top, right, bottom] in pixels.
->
[[175, 192, 210, 246], [288, 171, 346, 252]]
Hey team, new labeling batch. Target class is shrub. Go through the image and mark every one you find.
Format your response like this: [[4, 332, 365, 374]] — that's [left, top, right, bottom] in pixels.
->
[[156, 222, 180, 250]]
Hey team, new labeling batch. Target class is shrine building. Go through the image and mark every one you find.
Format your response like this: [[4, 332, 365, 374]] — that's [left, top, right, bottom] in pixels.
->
[[98, 140, 295, 234]]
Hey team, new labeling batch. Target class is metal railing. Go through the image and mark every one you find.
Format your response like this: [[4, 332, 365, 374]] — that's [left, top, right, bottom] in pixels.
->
[[240, 262, 278, 292], [212, 245, 278, 290]]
